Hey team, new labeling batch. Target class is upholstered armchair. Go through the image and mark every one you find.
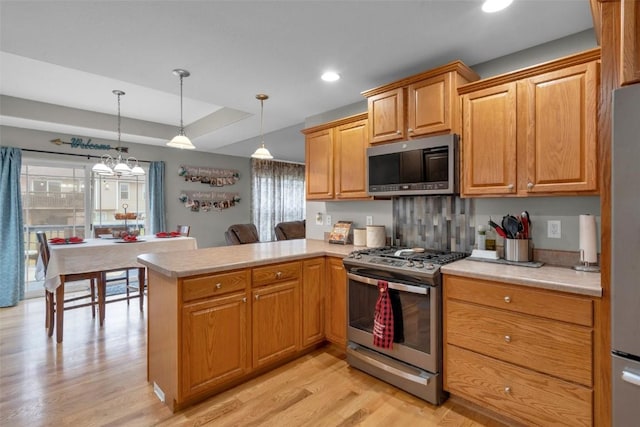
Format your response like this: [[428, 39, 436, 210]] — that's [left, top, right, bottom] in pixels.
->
[[224, 223, 260, 245], [274, 220, 306, 241]]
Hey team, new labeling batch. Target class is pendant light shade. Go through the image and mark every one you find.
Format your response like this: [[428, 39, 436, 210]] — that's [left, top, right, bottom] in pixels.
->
[[167, 69, 196, 150], [92, 90, 145, 177], [251, 93, 273, 160]]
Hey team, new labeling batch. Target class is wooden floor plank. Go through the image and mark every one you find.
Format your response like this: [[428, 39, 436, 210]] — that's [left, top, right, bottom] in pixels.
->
[[0, 297, 504, 426]]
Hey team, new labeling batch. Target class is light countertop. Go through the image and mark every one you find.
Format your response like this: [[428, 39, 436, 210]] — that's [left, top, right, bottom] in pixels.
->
[[441, 259, 602, 297], [137, 239, 357, 278]]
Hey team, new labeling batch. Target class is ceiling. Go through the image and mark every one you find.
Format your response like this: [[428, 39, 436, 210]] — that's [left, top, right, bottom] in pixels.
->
[[0, 1, 594, 162]]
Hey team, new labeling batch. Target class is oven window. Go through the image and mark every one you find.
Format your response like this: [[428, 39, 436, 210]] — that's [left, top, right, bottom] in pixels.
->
[[348, 280, 431, 354]]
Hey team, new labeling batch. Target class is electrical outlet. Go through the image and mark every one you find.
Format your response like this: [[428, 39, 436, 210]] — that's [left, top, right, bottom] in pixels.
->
[[547, 220, 561, 238], [326, 215, 332, 226], [366, 216, 373, 225]]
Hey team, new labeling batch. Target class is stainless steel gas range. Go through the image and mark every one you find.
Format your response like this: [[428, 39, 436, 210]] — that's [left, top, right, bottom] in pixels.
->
[[343, 246, 467, 405]]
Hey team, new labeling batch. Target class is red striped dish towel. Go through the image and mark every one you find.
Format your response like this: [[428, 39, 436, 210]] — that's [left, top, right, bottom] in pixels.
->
[[373, 280, 394, 349]]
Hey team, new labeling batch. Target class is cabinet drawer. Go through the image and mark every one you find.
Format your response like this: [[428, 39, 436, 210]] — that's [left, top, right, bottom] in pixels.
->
[[182, 270, 249, 302], [446, 300, 593, 386], [445, 275, 593, 327], [252, 261, 301, 287], [445, 345, 592, 427]]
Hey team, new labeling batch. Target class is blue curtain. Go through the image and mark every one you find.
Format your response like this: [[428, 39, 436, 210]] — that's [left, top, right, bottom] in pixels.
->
[[0, 147, 25, 307], [148, 161, 166, 234]]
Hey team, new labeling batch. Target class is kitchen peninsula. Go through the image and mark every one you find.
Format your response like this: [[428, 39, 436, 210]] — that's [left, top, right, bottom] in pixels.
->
[[137, 239, 353, 411]]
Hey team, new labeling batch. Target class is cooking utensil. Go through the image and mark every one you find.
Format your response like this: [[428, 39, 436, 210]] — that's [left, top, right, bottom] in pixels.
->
[[502, 215, 521, 239], [521, 211, 530, 239], [489, 218, 507, 238]]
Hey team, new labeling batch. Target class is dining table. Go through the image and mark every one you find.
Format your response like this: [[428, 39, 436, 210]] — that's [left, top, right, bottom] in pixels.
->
[[41, 235, 198, 343]]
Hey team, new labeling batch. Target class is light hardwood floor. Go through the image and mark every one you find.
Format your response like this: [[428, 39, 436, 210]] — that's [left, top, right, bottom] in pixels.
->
[[0, 297, 505, 427]]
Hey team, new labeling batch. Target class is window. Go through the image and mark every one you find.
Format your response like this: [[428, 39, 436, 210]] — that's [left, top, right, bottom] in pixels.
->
[[251, 159, 305, 241], [119, 182, 129, 200]]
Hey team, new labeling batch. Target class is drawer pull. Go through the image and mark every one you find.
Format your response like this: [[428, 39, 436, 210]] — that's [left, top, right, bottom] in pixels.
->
[[276, 271, 282, 279], [255, 294, 260, 300], [504, 296, 511, 303], [242, 297, 247, 303], [504, 335, 511, 343], [215, 283, 222, 289], [504, 386, 511, 394]]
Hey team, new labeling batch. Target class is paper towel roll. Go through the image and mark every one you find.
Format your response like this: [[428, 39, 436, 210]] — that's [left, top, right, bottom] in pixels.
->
[[366, 225, 386, 248], [579, 214, 598, 263], [353, 228, 367, 246]]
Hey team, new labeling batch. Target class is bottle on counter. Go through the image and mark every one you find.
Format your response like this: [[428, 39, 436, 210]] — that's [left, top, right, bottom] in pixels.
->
[[477, 225, 487, 250]]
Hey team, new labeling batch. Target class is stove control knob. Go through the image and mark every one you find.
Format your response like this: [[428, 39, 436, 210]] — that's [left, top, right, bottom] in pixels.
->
[[348, 252, 354, 258], [355, 254, 362, 259], [406, 261, 415, 267], [415, 262, 424, 269], [425, 263, 436, 270]]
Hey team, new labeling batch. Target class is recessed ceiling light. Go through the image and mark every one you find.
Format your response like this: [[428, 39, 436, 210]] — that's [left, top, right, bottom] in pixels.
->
[[321, 71, 340, 82], [482, 0, 513, 13]]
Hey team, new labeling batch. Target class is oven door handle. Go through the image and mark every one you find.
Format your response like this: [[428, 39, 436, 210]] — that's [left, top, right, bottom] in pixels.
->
[[347, 272, 428, 295]]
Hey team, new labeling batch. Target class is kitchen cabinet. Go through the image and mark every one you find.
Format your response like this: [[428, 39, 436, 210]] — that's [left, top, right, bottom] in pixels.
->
[[301, 258, 325, 348], [251, 262, 301, 369], [621, 0, 640, 85], [362, 61, 479, 144], [180, 270, 250, 401], [459, 49, 600, 196], [443, 274, 595, 426], [325, 257, 347, 347], [302, 113, 370, 200]]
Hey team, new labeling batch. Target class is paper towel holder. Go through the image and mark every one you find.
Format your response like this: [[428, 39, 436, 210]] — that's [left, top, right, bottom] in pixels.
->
[[573, 249, 600, 272]]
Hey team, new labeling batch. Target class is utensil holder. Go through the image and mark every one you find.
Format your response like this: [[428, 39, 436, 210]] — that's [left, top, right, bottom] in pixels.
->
[[505, 239, 531, 262]]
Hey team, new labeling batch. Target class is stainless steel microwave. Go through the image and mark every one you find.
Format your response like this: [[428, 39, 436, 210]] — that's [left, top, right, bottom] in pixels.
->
[[367, 134, 459, 197]]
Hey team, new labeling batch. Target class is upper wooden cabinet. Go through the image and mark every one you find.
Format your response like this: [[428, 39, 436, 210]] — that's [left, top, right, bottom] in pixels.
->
[[302, 113, 370, 201], [459, 49, 600, 197], [621, 0, 640, 85], [362, 61, 480, 144]]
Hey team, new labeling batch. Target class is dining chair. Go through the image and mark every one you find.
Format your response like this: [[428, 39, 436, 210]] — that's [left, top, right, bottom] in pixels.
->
[[36, 231, 102, 337], [224, 223, 260, 245], [93, 226, 145, 311], [274, 220, 306, 240], [177, 224, 191, 236]]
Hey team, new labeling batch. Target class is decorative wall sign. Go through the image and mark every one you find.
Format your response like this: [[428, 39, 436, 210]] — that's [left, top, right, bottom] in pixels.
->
[[50, 137, 126, 152], [178, 165, 239, 187], [178, 190, 241, 212]]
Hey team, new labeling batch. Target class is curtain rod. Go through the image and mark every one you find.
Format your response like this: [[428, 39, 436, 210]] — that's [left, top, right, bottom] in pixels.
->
[[21, 148, 152, 163]]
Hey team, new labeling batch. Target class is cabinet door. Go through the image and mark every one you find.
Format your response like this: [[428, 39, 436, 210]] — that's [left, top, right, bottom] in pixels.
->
[[520, 61, 598, 193], [302, 258, 325, 347], [408, 72, 452, 137], [461, 83, 517, 195], [325, 257, 347, 347], [181, 292, 249, 399], [368, 88, 405, 144], [334, 118, 370, 199], [621, 0, 640, 85], [252, 280, 300, 369], [305, 128, 334, 199]]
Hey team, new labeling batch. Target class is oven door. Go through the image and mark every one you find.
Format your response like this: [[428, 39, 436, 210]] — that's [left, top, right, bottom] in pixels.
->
[[346, 272, 440, 373]]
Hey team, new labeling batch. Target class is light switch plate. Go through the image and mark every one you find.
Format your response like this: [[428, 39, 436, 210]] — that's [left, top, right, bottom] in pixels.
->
[[366, 216, 373, 225], [548, 220, 561, 238]]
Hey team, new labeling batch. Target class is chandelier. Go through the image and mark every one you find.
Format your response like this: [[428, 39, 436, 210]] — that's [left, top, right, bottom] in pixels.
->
[[167, 69, 196, 149], [92, 90, 145, 176], [251, 94, 273, 159]]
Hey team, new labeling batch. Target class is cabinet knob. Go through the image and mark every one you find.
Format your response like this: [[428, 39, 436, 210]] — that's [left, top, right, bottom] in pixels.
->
[[504, 296, 511, 303], [408, 128, 413, 133], [504, 335, 511, 343], [276, 271, 282, 279], [215, 283, 222, 289], [507, 184, 514, 190], [242, 297, 247, 303], [527, 182, 534, 190], [255, 294, 260, 300], [504, 386, 511, 394], [396, 130, 401, 134]]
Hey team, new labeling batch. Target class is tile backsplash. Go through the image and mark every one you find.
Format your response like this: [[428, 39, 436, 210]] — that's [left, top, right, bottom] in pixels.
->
[[393, 196, 475, 252]]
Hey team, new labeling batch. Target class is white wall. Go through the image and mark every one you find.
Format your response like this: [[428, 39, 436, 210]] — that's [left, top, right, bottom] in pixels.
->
[[2, 125, 251, 248]]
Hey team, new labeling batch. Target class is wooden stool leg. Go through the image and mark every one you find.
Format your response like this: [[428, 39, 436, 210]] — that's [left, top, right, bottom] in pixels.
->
[[138, 267, 145, 312], [46, 291, 54, 337], [55, 282, 65, 343], [90, 279, 96, 318], [99, 273, 106, 327]]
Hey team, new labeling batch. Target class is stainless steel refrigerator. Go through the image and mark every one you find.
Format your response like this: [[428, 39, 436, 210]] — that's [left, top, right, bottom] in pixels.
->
[[612, 83, 640, 425]]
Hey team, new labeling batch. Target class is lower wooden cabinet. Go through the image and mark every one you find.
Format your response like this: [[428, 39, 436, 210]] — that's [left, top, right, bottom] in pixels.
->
[[325, 257, 347, 347], [443, 274, 595, 426], [302, 258, 325, 347], [181, 291, 249, 400]]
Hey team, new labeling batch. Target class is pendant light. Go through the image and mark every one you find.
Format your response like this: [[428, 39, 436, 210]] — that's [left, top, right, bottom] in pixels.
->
[[92, 90, 145, 177], [251, 93, 273, 159], [167, 68, 196, 150]]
